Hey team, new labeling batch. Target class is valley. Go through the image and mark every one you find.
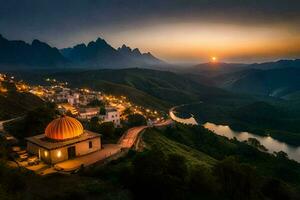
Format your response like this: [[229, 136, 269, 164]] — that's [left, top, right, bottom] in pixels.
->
[[1, 60, 300, 200], [1, 1, 300, 199]]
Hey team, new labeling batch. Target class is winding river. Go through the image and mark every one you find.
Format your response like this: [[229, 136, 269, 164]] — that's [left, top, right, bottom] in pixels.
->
[[169, 107, 300, 163]]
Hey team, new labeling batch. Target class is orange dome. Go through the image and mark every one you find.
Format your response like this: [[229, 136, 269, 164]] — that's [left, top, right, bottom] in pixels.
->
[[45, 116, 84, 140]]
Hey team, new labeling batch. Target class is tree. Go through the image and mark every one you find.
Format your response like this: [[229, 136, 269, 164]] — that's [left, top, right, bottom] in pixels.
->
[[213, 157, 258, 200], [166, 154, 188, 180], [98, 122, 115, 138], [127, 114, 146, 127], [261, 178, 292, 200], [87, 99, 104, 107], [99, 106, 106, 115], [247, 138, 268, 151], [188, 165, 218, 198], [89, 117, 100, 132], [275, 151, 289, 160], [4, 103, 57, 139], [131, 150, 188, 200]]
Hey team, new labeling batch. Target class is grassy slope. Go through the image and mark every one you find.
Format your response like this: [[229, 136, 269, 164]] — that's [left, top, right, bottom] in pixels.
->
[[143, 124, 300, 188], [143, 128, 216, 167], [0, 91, 44, 120]]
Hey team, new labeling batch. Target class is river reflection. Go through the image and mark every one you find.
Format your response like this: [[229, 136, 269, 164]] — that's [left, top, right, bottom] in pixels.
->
[[204, 122, 300, 163]]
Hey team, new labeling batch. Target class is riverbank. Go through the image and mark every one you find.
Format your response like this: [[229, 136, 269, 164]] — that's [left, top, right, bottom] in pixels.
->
[[175, 101, 300, 146], [204, 122, 300, 163], [170, 105, 300, 163]]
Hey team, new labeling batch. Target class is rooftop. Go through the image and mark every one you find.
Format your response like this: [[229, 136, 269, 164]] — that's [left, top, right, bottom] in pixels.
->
[[26, 130, 100, 150], [106, 107, 118, 112]]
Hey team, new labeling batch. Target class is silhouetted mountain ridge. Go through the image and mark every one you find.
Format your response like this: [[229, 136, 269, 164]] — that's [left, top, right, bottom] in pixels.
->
[[248, 59, 300, 70], [60, 38, 164, 68], [0, 35, 164, 69], [0, 34, 67, 68]]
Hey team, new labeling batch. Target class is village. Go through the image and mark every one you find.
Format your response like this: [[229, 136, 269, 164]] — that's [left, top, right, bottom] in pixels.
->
[[0, 74, 172, 175]]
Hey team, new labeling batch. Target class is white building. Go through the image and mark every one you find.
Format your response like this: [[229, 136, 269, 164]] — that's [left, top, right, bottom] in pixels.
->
[[78, 107, 100, 119], [67, 92, 80, 105], [99, 107, 121, 127]]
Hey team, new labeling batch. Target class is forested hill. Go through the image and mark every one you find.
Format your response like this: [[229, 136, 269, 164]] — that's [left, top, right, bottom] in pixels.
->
[[0, 80, 44, 120], [49, 68, 237, 106], [217, 67, 300, 99]]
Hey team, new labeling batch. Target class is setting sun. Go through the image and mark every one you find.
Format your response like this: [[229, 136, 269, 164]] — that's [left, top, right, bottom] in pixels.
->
[[211, 56, 218, 63]]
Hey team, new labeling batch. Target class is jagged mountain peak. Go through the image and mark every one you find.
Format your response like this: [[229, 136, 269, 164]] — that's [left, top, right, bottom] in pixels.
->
[[74, 43, 86, 48], [31, 39, 51, 48], [132, 48, 141, 55], [118, 44, 132, 51], [0, 34, 164, 69], [118, 44, 132, 52]]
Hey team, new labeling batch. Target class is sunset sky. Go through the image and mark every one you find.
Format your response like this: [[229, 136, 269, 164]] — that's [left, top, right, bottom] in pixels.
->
[[1, 0, 300, 63]]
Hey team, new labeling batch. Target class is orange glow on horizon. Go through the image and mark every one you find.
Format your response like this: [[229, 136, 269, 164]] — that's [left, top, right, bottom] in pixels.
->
[[211, 56, 218, 63], [108, 22, 300, 62]]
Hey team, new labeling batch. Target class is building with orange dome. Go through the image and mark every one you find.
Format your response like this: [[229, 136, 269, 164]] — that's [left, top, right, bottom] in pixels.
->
[[26, 116, 101, 164]]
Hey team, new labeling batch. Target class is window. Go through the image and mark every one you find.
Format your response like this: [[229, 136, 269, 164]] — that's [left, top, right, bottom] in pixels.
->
[[89, 141, 93, 149], [57, 150, 62, 158]]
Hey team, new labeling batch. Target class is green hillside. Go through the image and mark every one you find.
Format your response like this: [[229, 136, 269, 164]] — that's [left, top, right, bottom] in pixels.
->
[[137, 124, 300, 199], [0, 83, 44, 120], [144, 124, 300, 183], [218, 67, 300, 98], [1, 123, 300, 200], [50, 68, 231, 106], [86, 80, 170, 110], [143, 127, 216, 167]]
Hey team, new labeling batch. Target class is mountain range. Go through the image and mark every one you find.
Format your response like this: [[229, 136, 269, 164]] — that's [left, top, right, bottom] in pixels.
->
[[216, 67, 300, 100], [0, 34, 67, 68], [179, 59, 300, 77], [60, 39, 163, 68], [0, 34, 164, 69]]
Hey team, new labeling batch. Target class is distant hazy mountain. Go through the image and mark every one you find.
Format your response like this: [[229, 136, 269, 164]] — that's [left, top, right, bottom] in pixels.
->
[[180, 62, 249, 76], [0, 34, 67, 69], [60, 38, 164, 68], [117, 44, 163, 66], [180, 59, 300, 77], [217, 67, 300, 99], [247, 59, 300, 70]]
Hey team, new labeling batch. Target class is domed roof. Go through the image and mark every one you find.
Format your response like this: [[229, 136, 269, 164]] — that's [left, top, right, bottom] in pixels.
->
[[45, 116, 84, 140]]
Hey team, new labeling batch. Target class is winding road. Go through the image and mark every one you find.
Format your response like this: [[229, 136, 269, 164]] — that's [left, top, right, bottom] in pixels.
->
[[169, 102, 202, 125], [0, 117, 22, 132], [119, 119, 174, 149]]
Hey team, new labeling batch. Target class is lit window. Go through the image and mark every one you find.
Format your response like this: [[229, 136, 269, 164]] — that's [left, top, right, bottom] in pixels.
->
[[57, 150, 62, 158], [44, 151, 48, 157], [89, 141, 93, 149]]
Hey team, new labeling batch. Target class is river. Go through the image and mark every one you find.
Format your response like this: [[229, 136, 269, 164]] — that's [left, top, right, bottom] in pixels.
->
[[169, 108, 300, 163]]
